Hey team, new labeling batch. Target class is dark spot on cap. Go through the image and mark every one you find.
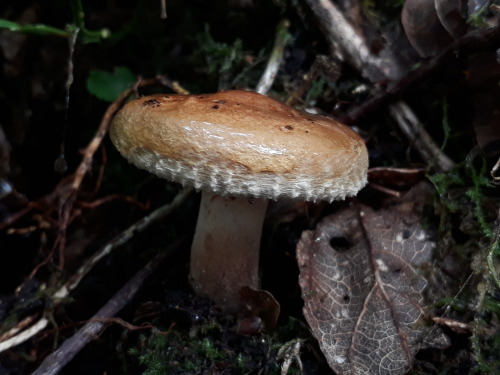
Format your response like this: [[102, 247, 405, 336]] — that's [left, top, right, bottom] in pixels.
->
[[280, 125, 294, 132], [212, 105, 219, 109], [142, 99, 161, 107]]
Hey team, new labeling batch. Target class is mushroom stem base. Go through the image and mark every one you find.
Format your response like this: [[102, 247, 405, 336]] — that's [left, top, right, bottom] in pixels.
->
[[190, 191, 268, 312]]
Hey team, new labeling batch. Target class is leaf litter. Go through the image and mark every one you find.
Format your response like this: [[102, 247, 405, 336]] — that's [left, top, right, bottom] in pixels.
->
[[297, 183, 449, 375]]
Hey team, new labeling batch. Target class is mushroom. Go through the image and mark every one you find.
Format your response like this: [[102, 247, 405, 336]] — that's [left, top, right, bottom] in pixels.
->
[[109, 90, 368, 312]]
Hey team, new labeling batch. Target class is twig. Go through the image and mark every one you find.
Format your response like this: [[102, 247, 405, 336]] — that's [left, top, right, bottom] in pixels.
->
[[54, 85, 127, 268], [76, 194, 148, 210], [491, 156, 500, 182], [160, 0, 168, 19], [155, 75, 190, 95], [303, 0, 455, 172], [31, 246, 178, 375], [389, 102, 455, 172], [0, 317, 48, 353], [69, 85, 138, 192], [84, 317, 174, 335], [37, 311, 175, 339], [54, 26, 79, 175], [303, 0, 403, 81], [432, 317, 472, 335], [256, 19, 291, 95]]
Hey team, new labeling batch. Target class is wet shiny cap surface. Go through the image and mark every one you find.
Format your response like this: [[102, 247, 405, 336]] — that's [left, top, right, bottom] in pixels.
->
[[109, 90, 368, 201]]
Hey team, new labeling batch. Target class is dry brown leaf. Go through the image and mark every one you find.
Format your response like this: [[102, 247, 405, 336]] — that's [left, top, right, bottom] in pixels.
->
[[367, 167, 425, 191], [401, 0, 454, 57], [239, 286, 281, 331], [297, 197, 441, 375]]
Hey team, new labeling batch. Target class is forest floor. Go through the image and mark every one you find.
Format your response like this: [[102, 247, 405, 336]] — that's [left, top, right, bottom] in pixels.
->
[[0, 1, 499, 374]]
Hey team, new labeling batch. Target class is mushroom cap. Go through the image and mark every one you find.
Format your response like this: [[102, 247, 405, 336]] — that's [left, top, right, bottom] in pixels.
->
[[110, 90, 368, 202]]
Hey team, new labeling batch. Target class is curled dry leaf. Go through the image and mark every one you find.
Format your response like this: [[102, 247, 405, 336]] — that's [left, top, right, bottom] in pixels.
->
[[239, 286, 281, 331], [434, 0, 468, 40], [401, 0, 454, 57], [297, 196, 444, 375]]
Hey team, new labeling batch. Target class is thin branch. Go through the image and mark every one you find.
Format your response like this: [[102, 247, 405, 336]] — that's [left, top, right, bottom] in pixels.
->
[[84, 317, 174, 335], [389, 102, 455, 172], [53, 84, 136, 268], [0, 318, 49, 353], [256, 19, 291, 94], [160, 0, 168, 19], [31, 246, 179, 375], [303, 0, 403, 81]]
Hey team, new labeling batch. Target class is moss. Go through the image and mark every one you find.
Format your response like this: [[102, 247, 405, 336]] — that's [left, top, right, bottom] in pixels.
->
[[127, 318, 278, 374], [465, 155, 494, 238], [428, 150, 500, 374], [467, 4, 491, 28]]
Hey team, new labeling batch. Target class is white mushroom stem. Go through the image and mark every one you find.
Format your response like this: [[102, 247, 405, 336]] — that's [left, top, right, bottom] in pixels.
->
[[189, 191, 269, 312]]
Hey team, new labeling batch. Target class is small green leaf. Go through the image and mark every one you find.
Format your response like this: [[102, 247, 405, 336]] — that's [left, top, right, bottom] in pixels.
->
[[0, 19, 70, 37], [0, 19, 21, 30], [86, 67, 135, 102]]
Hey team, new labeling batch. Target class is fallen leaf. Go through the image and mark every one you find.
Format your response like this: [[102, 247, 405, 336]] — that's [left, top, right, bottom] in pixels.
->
[[297, 191, 442, 375], [367, 167, 425, 191], [401, 0, 453, 57], [239, 286, 280, 331]]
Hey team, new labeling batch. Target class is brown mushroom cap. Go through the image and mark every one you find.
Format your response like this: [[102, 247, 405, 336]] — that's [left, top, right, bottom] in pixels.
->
[[110, 90, 368, 201]]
